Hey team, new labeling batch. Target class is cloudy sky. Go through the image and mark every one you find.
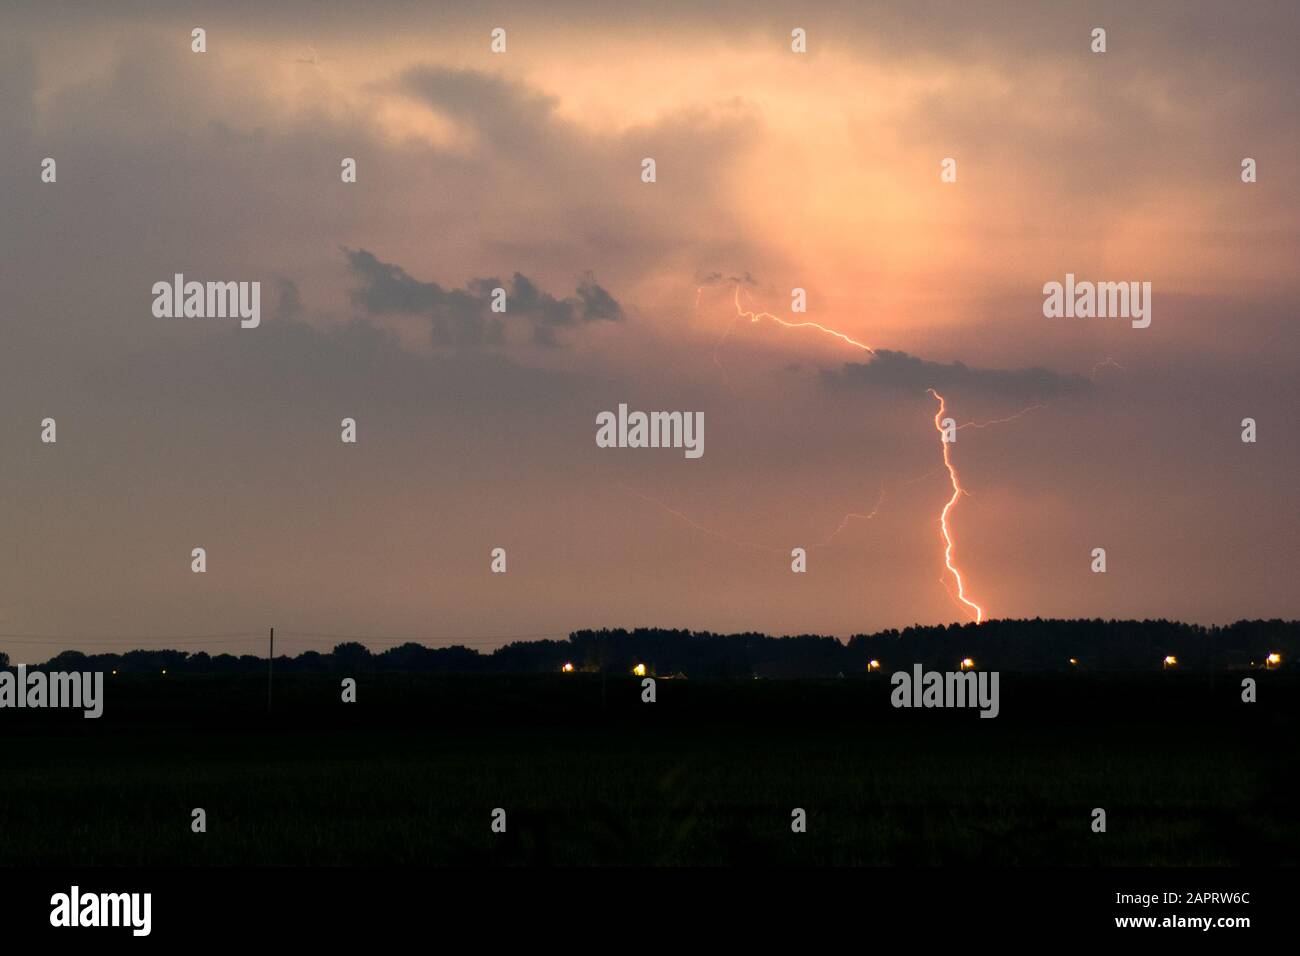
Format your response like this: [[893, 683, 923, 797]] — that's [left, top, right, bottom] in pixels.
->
[[2, 0, 1297, 658]]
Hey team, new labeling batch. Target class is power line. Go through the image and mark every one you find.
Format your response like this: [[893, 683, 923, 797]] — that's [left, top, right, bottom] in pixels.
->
[[0, 632, 262, 645], [276, 630, 570, 645], [0, 629, 572, 649]]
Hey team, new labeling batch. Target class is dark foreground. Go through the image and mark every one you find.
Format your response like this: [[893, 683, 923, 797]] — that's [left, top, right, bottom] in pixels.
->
[[1, 671, 1296, 866]]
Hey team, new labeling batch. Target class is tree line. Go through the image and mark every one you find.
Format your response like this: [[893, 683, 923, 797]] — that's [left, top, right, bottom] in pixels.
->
[[3, 618, 1294, 677]]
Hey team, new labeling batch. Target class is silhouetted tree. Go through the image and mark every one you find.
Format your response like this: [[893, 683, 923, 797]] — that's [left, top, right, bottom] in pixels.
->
[[332, 641, 372, 670], [15, 619, 1296, 676]]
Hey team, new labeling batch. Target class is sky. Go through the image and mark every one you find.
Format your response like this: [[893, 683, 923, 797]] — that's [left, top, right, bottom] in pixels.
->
[[1, 0, 1297, 659]]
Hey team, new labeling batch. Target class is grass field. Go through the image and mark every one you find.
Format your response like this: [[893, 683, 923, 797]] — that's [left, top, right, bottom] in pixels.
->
[[1, 671, 1295, 866]]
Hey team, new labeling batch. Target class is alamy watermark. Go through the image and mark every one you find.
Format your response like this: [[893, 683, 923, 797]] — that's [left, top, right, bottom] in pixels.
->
[[0, 665, 104, 718], [596, 403, 704, 459], [1042, 273, 1151, 328], [890, 663, 1000, 718], [152, 274, 261, 328], [50, 886, 151, 936]]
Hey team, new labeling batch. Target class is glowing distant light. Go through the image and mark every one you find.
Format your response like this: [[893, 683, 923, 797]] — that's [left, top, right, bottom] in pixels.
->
[[867, 660, 881, 672], [1266, 652, 1282, 668], [959, 658, 975, 671], [1162, 655, 1177, 669], [561, 662, 575, 673], [111, 669, 118, 675], [162, 669, 167, 675], [632, 663, 647, 677], [1068, 658, 1079, 666]]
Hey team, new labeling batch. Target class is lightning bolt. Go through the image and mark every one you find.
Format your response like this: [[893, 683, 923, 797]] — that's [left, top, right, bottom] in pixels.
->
[[956, 402, 1047, 431], [682, 283, 1024, 623], [811, 482, 887, 548], [928, 388, 984, 623], [1090, 356, 1126, 381], [712, 316, 740, 389], [622, 482, 885, 554], [732, 286, 875, 354], [619, 484, 782, 553]]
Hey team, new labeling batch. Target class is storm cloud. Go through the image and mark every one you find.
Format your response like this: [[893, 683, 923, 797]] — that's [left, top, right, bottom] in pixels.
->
[[0, 0, 1295, 651], [821, 350, 1091, 399], [344, 248, 623, 348]]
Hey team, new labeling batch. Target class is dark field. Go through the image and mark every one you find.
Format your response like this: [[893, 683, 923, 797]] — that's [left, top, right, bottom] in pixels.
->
[[2, 671, 1296, 866]]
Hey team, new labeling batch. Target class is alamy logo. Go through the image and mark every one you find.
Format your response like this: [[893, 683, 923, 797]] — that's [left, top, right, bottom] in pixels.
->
[[50, 886, 151, 936], [1042, 273, 1151, 328], [596, 403, 704, 459], [0, 665, 104, 718], [890, 664, 1000, 718], [151, 274, 261, 328]]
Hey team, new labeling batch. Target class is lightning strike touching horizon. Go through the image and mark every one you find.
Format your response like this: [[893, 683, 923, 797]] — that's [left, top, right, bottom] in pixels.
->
[[927, 387, 985, 624], [685, 281, 1012, 622]]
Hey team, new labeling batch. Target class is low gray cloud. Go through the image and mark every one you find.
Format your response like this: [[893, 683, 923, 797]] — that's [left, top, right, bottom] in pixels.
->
[[697, 270, 757, 287], [343, 248, 623, 349], [821, 349, 1091, 398], [273, 278, 302, 321]]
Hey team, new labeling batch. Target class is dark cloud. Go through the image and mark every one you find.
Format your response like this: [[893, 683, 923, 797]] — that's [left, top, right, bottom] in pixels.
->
[[697, 270, 757, 287], [821, 349, 1090, 399], [273, 278, 302, 321], [575, 275, 624, 322], [343, 248, 622, 349]]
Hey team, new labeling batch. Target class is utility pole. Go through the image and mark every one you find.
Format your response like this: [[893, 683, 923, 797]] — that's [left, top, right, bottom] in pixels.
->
[[268, 626, 275, 712]]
